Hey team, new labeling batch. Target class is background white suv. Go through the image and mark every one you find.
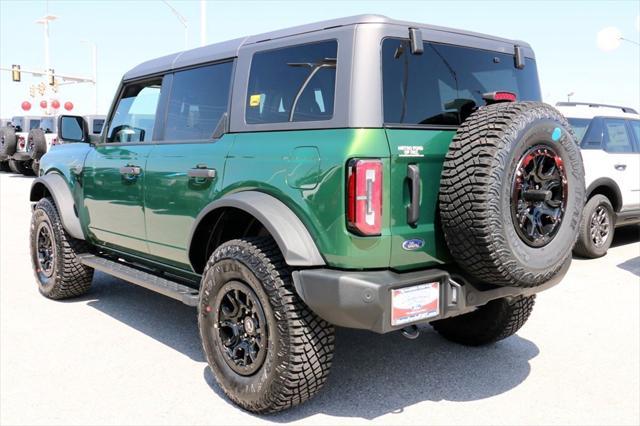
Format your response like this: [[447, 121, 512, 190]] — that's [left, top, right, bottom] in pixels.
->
[[557, 102, 640, 258]]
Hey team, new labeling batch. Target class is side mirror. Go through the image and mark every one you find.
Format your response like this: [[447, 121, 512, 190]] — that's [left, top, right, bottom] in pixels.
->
[[58, 115, 89, 143]]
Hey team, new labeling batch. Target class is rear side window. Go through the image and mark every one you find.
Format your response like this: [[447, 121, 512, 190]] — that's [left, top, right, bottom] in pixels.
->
[[567, 118, 591, 144], [29, 120, 41, 130], [107, 79, 162, 143], [164, 61, 233, 140], [603, 119, 634, 153], [629, 120, 640, 144], [245, 40, 337, 124], [382, 39, 541, 126]]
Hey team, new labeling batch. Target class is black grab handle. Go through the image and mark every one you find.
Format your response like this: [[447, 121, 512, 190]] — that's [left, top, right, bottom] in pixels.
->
[[407, 164, 420, 227]]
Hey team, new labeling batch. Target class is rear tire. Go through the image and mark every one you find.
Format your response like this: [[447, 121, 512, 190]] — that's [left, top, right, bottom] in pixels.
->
[[573, 195, 615, 258], [198, 237, 335, 413], [30, 197, 94, 299], [9, 159, 34, 176], [431, 295, 536, 346]]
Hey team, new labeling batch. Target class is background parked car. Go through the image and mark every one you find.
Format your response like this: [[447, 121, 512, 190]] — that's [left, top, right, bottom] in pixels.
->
[[557, 102, 640, 257], [3, 115, 44, 175]]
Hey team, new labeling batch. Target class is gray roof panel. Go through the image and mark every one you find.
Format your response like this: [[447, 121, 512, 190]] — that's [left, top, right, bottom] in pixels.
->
[[123, 14, 533, 81]]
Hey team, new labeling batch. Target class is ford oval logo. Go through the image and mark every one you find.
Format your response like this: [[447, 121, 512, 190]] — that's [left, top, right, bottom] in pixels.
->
[[402, 239, 424, 251]]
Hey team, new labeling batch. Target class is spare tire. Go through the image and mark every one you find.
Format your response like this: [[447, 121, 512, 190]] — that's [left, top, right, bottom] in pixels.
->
[[0, 126, 17, 159], [439, 102, 585, 288], [28, 128, 47, 161]]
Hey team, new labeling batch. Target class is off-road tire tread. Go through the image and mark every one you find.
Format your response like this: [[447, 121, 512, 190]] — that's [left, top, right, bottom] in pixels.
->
[[432, 295, 536, 346], [439, 101, 580, 287], [31, 197, 93, 299], [199, 237, 335, 414]]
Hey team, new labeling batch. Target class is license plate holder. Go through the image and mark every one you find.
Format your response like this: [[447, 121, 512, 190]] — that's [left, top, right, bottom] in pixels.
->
[[391, 282, 440, 326]]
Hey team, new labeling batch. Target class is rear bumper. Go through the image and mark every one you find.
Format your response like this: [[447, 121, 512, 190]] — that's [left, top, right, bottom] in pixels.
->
[[292, 259, 570, 334]]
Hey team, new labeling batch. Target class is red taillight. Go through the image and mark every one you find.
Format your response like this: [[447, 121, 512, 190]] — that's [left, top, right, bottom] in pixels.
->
[[346, 159, 382, 236], [18, 136, 25, 149], [482, 91, 517, 104]]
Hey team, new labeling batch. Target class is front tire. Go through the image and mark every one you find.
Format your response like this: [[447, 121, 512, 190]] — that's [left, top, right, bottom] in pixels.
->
[[198, 237, 335, 413], [431, 295, 536, 346], [30, 197, 94, 299], [573, 194, 615, 258]]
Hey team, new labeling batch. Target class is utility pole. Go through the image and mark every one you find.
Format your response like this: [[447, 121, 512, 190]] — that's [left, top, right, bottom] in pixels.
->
[[200, 0, 207, 46]]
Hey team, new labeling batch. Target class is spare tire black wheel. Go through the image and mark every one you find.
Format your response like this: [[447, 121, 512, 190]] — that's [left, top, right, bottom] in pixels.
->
[[27, 128, 47, 161], [9, 159, 35, 176], [439, 102, 585, 288], [0, 127, 17, 158]]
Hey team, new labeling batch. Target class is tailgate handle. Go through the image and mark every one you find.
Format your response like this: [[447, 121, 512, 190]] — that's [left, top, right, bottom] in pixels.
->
[[407, 164, 420, 227]]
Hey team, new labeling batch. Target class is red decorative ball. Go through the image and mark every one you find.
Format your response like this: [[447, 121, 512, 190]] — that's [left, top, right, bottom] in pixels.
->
[[40, 100, 48, 109], [51, 99, 60, 109], [21, 101, 31, 111], [64, 101, 74, 111]]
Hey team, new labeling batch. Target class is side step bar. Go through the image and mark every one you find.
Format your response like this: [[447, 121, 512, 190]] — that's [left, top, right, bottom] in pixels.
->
[[78, 254, 199, 307]]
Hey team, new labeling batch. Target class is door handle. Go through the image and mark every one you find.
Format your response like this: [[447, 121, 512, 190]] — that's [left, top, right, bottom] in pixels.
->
[[407, 164, 420, 227], [188, 167, 216, 179], [614, 164, 627, 171], [119, 165, 141, 176]]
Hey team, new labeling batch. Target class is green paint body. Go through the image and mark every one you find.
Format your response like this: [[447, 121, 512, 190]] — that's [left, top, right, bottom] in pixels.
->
[[41, 127, 456, 274]]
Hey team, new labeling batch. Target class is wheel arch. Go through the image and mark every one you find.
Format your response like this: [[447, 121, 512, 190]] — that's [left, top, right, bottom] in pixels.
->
[[586, 178, 622, 212], [30, 173, 84, 240], [187, 191, 325, 274]]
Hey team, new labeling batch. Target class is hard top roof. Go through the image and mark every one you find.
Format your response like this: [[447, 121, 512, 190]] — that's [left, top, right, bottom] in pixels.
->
[[124, 14, 531, 81]]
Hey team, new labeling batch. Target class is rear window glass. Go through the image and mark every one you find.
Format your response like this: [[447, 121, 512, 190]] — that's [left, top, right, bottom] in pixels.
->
[[382, 39, 541, 126], [92, 119, 105, 135], [164, 61, 233, 140], [245, 40, 337, 124], [11, 117, 24, 130], [29, 119, 41, 130], [39, 117, 55, 133], [567, 118, 591, 143]]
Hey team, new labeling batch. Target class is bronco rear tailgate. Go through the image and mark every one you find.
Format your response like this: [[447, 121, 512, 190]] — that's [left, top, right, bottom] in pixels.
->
[[385, 128, 455, 270]]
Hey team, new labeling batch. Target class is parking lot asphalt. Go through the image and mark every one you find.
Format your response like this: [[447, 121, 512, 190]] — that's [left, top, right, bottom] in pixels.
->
[[1, 171, 639, 426]]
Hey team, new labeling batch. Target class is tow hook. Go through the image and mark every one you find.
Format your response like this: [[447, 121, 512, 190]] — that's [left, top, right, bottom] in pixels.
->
[[400, 325, 420, 340]]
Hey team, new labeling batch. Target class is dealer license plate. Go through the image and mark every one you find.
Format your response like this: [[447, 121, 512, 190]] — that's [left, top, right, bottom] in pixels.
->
[[391, 282, 440, 326]]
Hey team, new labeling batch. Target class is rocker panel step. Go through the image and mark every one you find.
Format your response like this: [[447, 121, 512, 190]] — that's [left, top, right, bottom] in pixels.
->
[[78, 254, 199, 306]]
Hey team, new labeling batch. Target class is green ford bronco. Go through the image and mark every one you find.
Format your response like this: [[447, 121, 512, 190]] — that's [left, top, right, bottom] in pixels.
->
[[29, 15, 585, 413]]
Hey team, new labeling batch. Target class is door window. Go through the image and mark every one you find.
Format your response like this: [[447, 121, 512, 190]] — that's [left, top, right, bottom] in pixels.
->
[[107, 79, 162, 143], [164, 61, 233, 140], [603, 119, 634, 153], [245, 40, 337, 124]]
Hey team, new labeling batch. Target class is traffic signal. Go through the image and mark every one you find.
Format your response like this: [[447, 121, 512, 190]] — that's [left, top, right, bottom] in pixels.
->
[[11, 65, 21, 82], [29, 85, 36, 98], [47, 69, 55, 86]]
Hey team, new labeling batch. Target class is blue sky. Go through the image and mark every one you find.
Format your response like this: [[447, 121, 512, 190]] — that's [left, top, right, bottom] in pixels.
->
[[1, 0, 639, 118]]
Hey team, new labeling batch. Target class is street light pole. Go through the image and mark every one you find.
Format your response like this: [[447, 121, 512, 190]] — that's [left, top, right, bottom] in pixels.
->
[[35, 14, 57, 72], [200, 0, 207, 46], [81, 40, 98, 114], [161, 0, 189, 49], [567, 92, 575, 102]]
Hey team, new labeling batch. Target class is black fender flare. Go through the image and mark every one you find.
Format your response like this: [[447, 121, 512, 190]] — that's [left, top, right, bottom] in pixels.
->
[[586, 177, 623, 212], [187, 191, 325, 268], [30, 174, 85, 240]]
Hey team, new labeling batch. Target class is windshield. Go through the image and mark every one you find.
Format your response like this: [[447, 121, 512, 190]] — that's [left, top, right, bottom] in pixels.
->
[[567, 118, 592, 143], [382, 39, 541, 126]]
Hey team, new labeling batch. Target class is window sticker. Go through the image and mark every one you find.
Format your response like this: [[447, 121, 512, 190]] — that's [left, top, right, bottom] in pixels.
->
[[249, 94, 262, 107]]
